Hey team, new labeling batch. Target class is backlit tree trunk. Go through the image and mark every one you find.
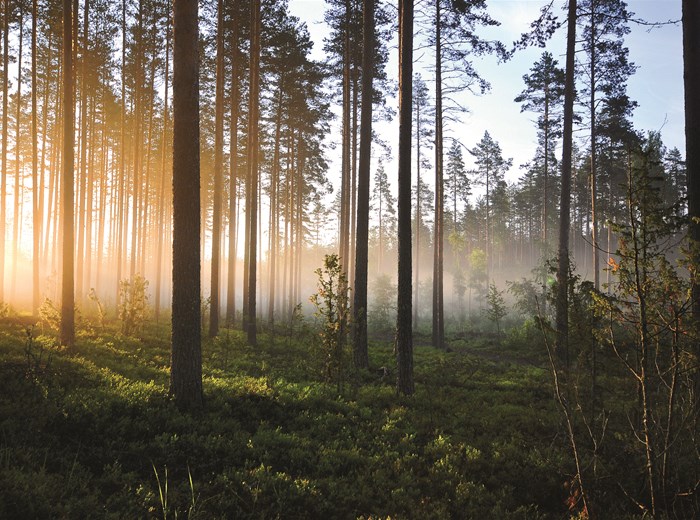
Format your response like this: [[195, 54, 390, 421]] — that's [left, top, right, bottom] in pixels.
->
[[555, 0, 577, 366], [60, 0, 75, 348], [209, 0, 225, 338], [170, 0, 203, 411], [352, 0, 373, 369], [396, 0, 414, 396]]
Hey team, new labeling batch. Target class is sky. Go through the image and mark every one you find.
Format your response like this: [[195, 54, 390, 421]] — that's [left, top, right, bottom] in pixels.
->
[[287, 0, 684, 192]]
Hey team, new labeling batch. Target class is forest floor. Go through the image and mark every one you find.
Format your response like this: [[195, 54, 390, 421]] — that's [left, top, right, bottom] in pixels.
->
[[0, 315, 592, 519]]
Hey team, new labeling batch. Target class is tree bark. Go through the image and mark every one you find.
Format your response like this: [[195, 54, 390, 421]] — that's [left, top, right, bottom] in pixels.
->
[[396, 0, 414, 396], [555, 0, 577, 366], [432, 0, 444, 349], [209, 0, 225, 338], [683, 0, 700, 408], [170, 0, 202, 411], [246, 0, 261, 346], [60, 0, 75, 348], [31, 0, 39, 316], [352, 0, 374, 369], [155, 8, 170, 322]]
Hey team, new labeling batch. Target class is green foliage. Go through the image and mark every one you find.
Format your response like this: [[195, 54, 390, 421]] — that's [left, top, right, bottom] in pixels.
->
[[38, 297, 61, 333], [368, 274, 396, 336], [310, 254, 350, 391], [468, 248, 488, 306], [484, 283, 507, 333], [118, 275, 149, 337], [88, 288, 107, 330]]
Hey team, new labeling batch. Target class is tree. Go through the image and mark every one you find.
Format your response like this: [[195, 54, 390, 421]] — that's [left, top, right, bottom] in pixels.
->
[[60, 0, 75, 348], [412, 74, 431, 329], [0, 0, 9, 303], [683, 0, 700, 407], [31, 0, 39, 317], [396, 0, 413, 396], [444, 139, 469, 233], [578, 0, 636, 291], [514, 51, 565, 254], [371, 157, 396, 273], [555, 0, 578, 366], [469, 130, 511, 279], [208, 0, 225, 338], [170, 0, 203, 411], [245, 0, 261, 346], [484, 282, 506, 334], [352, 0, 374, 370]]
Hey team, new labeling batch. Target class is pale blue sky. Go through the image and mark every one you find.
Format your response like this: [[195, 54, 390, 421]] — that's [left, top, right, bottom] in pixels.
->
[[288, 0, 684, 191]]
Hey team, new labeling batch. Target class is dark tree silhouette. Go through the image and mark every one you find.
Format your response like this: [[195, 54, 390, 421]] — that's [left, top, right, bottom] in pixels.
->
[[683, 0, 700, 406], [60, 0, 75, 348], [170, 0, 203, 411], [352, 0, 374, 369], [555, 0, 578, 366], [209, 0, 225, 338], [396, 0, 414, 396]]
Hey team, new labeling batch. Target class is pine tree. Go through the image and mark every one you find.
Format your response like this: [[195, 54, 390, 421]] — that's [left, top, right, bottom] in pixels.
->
[[170, 0, 203, 411], [396, 0, 414, 396], [60, 0, 75, 348], [469, 131, 511, 279], [515, 51, 565, 254]]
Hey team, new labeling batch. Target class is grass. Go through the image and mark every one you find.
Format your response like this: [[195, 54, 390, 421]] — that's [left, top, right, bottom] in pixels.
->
[[0, 316, 626, 519]]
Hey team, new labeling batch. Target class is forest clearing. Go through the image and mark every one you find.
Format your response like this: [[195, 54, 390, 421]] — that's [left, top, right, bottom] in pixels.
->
[[0, 0, 699, 517]]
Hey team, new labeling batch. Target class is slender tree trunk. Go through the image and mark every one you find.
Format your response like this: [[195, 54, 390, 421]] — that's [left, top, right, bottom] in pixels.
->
[[683, 0, 700, 408], [209, 0, 225, 337], [414, 102, 421, 329], [11, 7, 23, 301], [226, 13, 240, 325], [130, 3, 144, 280], [155, 7, 170, 322], [268, 81, 283, 326], [396, 0, 414, 396], [31, 0, 39, 316], [339, 0, 351, 275], [555, 0, 577, 366], [0, 0, 8, 302], [116, 0, 126, 307], [246, 0, 261, 346], [432, 2, 444, 349], [352, 0, 374, 369], [170, 0, 202, 411], [590, 4, 600, 291], [75, 0, 88, 304], [60, 0, 75, 348]]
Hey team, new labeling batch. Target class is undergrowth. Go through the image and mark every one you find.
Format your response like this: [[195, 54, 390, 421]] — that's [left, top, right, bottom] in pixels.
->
[[0, 317, 645, 519]]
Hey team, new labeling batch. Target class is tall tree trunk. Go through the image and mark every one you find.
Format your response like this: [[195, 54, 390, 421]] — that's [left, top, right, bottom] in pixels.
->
[[116, 0, 127, 307], [155, 6, 170, 322], [130, 2, 144, 280], [226, 12, 240, 325], [590, 2, 600, 291], [60, 0, 75, 348], [339, 0, 351, 275], [682, 0, 700, 408], [246, 0, 261, 346], [11, 6, 23, 301], [396, 0, 414, 396], [352, 0, 373, 369], [268, 81, 283, 326], [75, 0, 89, 304], [31, 0, 39, 316], [555, 0, 577, 366], [209, 0, 225, 337], [432, 1, 444, 349], [170, 0, 202, 411], [0, 0, 8, 302]]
